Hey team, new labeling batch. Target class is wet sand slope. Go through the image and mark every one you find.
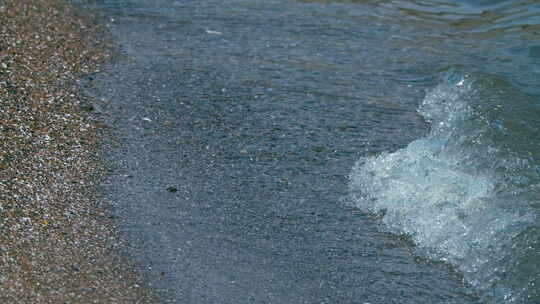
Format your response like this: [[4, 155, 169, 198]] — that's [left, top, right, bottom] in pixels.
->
[[0, 1, 155, 302]]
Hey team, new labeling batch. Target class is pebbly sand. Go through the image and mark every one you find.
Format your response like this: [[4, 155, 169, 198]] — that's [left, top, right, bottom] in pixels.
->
[[0, 0, 156, 302]]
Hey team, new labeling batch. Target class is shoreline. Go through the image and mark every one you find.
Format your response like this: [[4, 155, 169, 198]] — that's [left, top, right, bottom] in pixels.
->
[[0, 0, 156, 302]]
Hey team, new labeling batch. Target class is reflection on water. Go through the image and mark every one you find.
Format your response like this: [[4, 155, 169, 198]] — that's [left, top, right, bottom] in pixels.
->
[[300, 0, 540, 94], [298, 0, 540, 38]]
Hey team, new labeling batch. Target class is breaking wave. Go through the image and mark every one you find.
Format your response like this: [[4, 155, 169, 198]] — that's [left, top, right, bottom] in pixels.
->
[[349, 69, 540, 303]]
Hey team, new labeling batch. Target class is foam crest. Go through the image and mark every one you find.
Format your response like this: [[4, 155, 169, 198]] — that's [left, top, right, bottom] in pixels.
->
[[349, 70, 540, 302]]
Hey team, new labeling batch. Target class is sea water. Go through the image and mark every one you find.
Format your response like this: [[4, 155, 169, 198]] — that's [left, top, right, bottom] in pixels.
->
[[347, 1, 540, 302], [75, 0, 540, 302], [350, 70, 540, 303]]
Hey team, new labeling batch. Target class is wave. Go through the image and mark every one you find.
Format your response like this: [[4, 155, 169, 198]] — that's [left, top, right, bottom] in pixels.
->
[[304, 0, 540, 39], [349, 69, 540, 303]]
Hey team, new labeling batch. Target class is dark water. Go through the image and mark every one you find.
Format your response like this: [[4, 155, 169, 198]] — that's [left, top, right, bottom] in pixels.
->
[[74, 0, 540, 303]]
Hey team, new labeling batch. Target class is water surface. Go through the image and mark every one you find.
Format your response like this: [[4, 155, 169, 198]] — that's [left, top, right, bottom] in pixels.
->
[[75, 0, 540, 302]]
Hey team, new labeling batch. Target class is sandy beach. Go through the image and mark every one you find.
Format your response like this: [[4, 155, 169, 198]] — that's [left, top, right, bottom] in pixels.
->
[[0, 0, 155, 302]]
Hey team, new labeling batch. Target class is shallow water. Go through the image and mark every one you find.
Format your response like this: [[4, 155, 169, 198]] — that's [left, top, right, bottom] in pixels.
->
[[75, 0, 540, 302], [350, 69, 540, 303]]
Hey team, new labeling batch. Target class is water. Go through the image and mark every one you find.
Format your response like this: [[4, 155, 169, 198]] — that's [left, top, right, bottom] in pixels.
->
[[73, 0, 540, 303], [343, 2, 540, 302], [350, 70, 540, 303]]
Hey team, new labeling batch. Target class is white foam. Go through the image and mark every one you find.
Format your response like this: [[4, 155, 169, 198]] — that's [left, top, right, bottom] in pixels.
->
[[349, 72, 537, 301]]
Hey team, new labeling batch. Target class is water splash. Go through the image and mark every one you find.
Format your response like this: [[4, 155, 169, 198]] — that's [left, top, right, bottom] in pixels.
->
[[349, 69, 540, 302]]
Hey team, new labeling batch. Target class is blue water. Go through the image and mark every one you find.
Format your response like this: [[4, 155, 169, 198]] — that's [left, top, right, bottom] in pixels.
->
[[75, 0, 540, 302], [350, 69, 540, 303], [345, 1, 540, 302]]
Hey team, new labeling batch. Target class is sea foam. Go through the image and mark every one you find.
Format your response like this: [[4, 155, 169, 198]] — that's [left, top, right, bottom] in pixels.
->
[[349, 70, 540, 302]]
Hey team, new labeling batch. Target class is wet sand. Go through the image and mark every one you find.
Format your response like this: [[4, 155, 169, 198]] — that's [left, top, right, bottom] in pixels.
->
[[0, 1, 155, 302]]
